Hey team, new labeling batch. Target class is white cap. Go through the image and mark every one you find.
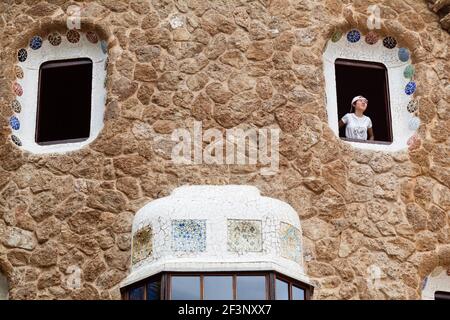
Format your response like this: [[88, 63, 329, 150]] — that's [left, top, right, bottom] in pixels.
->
[[351, 95, 368, 106]]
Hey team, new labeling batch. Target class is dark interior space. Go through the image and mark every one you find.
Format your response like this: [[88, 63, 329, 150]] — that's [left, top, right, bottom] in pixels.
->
[[335, 58, 392, 143], [36, 58, 92, 145]]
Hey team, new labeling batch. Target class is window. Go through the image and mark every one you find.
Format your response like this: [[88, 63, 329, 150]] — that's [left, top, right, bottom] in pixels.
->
[[36, 58, 92, 145], [12, 31, 107, 153], [335, 59, 392, 144], [435, 291, 450, 300], [323, 29, 418, 152], [121, 272, 312, 300]]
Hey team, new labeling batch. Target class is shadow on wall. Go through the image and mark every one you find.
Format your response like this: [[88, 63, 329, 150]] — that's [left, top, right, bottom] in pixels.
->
[[0, 272, 8, 300]]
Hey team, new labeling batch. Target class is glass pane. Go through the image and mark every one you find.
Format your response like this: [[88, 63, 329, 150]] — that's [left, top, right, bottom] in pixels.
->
[[129, 286, 144, 300], [236, 276, 266, 300], [204, 276, 233, 300], [292, 286, 305, 300], [171, 276, 200, 300], [275, 279, 289, 300], [147, 280, 161, 300]]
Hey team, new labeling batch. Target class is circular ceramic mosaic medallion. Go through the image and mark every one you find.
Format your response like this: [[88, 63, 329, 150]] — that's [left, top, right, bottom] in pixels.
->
[[67, 30, 80, 43], [101, 40, 108, 54], [407, 100, 418, 113], [12, 83, 23, 96], [11, 135, 22, 146], [11, 100, 21, 113], [18, 49, 27, 62], [407, 134, 420, 151], [14, 66, 24, 79], [404, 65, 415, 79], [398, 48, 410, 62], [405, 81, 416, 95], [347, 30, 361, 43], [365, 31, 379, 45], [408, 116, 421, 130], [9, 116, 20, 130], [383, 36, 397, 49], [331, 31, 343, 42], [48, 32, 62, 46], [30, 36, 43, 50], [86, 31, 99, 44]]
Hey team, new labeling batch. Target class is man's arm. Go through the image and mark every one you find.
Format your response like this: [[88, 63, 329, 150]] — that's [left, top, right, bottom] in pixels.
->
[[368, 128, 374, 140]]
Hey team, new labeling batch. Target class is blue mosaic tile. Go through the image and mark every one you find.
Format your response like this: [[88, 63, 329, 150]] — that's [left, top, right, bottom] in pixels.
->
[[398, 48, 410, 62], [408, 116, 421, 130], [383, 36, 397, 49], [18, 49, 27, 62], [346, 29, 361, 43], [9, 116, 20, 130], [172, 219, 206, 252], [11, 135, 21, 146], [101, 40, 108, 54], [29, 36, 43, 50], [279, 222, 302, 264], [405, 81, 416, 95]]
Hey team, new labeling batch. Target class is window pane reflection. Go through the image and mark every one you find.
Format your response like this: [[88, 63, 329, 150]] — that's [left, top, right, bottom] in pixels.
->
[[292, 286, 305, 300], [204, 276, 233, 300], [171, 276, 200, 300], [275, 279, 289, 300], [236, 276, 266, 300], [129, 286, 144, 300], [147, 280, 161, 300]]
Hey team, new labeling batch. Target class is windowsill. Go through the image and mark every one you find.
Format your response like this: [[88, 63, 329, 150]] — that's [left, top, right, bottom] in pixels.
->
[[340, 137, 393, 145], [36, 137, 89, 146]]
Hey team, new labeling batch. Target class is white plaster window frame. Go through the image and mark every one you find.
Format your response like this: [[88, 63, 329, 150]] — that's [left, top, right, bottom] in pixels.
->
[[14, 33, 107, 154], [422, 267, 450, 300], [323, 33, 416, 152]]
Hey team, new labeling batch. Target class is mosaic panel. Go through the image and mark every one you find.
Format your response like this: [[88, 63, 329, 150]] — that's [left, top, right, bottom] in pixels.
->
[[383, 36, 397, 49], [365, 31, 379, 45], [279, 222, 302, 264], [29, 36, 42, 50], [86, 31, 99, 44], [407, 100, 418, 113], [405, 81, 416, 95], [398, 48, 410, 62], [12, 83, 23, 96], [172, 219, 206, 252], [11, 100, 21, 113], [67, 30, 80, 43], [15, 66, 23, 79], [11, 135, 21, 146], [48, 33, 62, 46], [404, 65, 415, 79], [408, 116, 421, 130], [331, 30, 342, 43], [101, 40, 108, 54], [227, 219, 262, 253], [9, 116, 20, 130], [407, 134, 421, 151], [132, 225, 153, 264], [346, 29, 361, 43], [18, 49, 27, 62]]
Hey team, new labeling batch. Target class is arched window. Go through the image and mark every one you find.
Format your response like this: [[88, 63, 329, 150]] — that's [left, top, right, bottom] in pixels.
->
[[0, 272, 8, 300], [323, 29, 419, 152], [10, 30, 107, 153]]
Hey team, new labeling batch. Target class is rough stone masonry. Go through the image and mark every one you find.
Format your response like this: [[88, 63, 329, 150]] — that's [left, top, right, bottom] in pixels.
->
[[0, 0, 449, 299]]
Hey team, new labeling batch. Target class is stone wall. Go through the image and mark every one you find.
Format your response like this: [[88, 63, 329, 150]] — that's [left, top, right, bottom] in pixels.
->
[[0, 0, 449, 299]]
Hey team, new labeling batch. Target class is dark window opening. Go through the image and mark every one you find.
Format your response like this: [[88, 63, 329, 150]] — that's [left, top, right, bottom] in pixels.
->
[[121, 271, 313, 300], [335, 58, 392, 144], [435, 291, 450, 300], [36, 58, 92, 145]]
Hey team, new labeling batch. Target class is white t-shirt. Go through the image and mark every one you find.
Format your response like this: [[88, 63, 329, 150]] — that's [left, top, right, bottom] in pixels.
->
[[341, 113, 372, 140]]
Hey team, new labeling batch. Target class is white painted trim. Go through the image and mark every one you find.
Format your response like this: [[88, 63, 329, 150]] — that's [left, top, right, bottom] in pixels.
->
[[422, 267, 450, 300], [15, 33, 107, 154], [322, 34, 416, 151]]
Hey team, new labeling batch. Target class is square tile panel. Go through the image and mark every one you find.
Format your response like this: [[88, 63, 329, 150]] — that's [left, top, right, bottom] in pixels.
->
[[132, 225, 153, 265], [227, 219, 262, 253], [172, 219, 206, 252], [279, 222, 302, 264]]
